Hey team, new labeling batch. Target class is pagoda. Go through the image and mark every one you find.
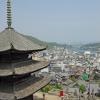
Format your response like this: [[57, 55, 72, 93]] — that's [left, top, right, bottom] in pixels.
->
[[0, 0, 51, 100]]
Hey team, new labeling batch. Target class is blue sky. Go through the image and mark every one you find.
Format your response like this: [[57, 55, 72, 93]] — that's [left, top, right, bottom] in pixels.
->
[[0, 0, 100, 44]]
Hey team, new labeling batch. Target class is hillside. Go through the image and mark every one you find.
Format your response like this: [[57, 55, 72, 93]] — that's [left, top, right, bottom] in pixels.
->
[[24, 35, 100, 51], [24, 35, 72, 49]]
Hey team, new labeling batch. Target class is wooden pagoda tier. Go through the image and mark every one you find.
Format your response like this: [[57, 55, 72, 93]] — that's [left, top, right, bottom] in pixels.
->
[[0, 75, 51, 100], [0, 27, 49, 77], [0, 27, 51, 100], [0, 60, 49, 76]]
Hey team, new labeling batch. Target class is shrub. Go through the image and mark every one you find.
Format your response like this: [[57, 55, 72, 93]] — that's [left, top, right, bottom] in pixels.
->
[[79, 84, 86, 93]]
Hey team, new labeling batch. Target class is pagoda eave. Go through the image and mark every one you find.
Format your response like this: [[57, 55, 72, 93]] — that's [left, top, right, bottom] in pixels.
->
[[0, 28, 47, 53], [16, 76, 51, 99], [0, 61, 50, 76], [0, 70, 13, 76], [0, 92, 14, 100], [0, 47, 46, 54]]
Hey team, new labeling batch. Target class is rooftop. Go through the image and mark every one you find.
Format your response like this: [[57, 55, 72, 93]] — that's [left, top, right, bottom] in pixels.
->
[[0, 28, 46, 52]]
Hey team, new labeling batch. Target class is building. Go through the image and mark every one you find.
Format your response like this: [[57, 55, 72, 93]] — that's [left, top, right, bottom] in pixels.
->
[[0, 0, 51, 100]]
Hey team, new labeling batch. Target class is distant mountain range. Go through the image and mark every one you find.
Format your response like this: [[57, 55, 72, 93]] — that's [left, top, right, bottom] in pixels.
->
[[24, 35, 72, 49], [80, 43, 100, 51], [24, 35, 100, 51]]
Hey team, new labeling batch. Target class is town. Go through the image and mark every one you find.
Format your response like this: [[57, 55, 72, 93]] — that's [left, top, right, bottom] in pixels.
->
[[34, 46, 100, 100]]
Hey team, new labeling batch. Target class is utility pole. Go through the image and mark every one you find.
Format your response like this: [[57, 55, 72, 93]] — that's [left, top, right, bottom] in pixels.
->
[[88, 64, 91, 100], [87, 57, 92, 100]]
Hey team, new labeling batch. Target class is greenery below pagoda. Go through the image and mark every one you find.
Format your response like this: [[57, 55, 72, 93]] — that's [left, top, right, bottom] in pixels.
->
[[41, 83, 62, 93]]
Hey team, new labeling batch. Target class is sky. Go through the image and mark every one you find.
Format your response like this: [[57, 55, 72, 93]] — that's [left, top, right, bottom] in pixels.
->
[[0, 0, 100, 44]]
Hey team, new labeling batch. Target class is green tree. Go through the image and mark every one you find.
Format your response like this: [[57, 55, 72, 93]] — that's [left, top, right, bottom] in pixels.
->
[[54, 83, 62, 89], [79, 84, 86, 93], [41, 85, 50, 93]]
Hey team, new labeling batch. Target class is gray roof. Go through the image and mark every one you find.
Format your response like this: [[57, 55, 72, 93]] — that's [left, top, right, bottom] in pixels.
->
[[0, 28, 46, 52]]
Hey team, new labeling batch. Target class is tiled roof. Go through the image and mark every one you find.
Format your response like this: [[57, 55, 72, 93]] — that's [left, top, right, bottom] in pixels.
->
[[0, 28, 46, 52]]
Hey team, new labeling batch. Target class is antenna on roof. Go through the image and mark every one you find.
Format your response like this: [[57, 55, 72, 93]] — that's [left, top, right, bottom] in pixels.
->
[[7, 0, 12, 29]]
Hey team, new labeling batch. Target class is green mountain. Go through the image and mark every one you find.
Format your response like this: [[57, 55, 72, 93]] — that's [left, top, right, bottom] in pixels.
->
[[24, 35, 71, 49]]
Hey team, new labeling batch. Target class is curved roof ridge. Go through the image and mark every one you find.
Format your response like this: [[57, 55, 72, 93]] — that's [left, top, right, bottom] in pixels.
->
[[0, 28, 46, 52]]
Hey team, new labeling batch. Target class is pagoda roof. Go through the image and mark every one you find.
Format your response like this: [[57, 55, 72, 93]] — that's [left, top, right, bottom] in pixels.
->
[[0, 75, 51, 100], [0, 60, 50, 76], [0, 28, 46, 52]]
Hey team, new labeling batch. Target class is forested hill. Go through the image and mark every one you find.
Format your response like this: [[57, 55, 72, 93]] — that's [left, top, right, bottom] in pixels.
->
[[24, 35, 72, 49]]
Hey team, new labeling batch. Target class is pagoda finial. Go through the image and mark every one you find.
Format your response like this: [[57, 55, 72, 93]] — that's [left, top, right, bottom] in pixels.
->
[[7, 0, 12, 28]]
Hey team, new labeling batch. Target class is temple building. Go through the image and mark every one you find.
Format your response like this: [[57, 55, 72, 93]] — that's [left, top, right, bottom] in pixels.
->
[[0, 0, 51, 100]]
